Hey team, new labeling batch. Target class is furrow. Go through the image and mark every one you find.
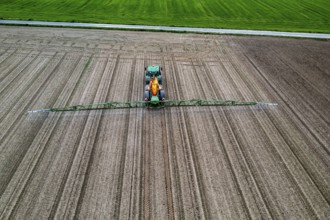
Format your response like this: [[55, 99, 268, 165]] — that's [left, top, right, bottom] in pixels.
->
[[0, 52, 65, 143], [161, 56, 175, 220], [191, 55, 259, 219], [231, 37, 329, 160], [274, 45, 330, 97], [0, 48, 17, 69], [113, 56, 136, 219], [0, 54, 98, 219], [170, 55, 207, 219], [167, 56, 196, 219], [299, 43, 330, 77], [127, 53, 144, 220], [52, 55, 120, 219], [72, 55, 136, 219], [161, 109, 175, 220], [220, 43, 302, 219], [0, 111, 63, 219], [0, 49, 30, 82], [190, 58, 257, 219], [269, 47, 329, 121], [0, 50, 41, 95], [228, 42, 330, 208], [207, 39, 275, 218], [244, 45, 329, 148], [246, 53, 330, 153], [143, 109, 151, 220], [161, 55, 185, 220], [221, 42, 328, 218], [47, 55, 110, 219], [0, 53, 86, 198], [0, 51, 50, 112]]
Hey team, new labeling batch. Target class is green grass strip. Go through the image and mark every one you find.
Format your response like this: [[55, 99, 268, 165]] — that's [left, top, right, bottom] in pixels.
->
[[0, 0, 329, 33]]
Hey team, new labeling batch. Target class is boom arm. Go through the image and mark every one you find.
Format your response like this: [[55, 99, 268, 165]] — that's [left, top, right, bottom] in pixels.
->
[[28, 99, 277, 113]]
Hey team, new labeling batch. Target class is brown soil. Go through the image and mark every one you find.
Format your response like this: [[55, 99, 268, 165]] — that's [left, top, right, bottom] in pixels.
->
[[0, 26, 329, 219]]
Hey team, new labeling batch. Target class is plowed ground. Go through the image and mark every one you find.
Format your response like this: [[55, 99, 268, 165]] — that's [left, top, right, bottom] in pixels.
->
[[0, 26, 329, 219]]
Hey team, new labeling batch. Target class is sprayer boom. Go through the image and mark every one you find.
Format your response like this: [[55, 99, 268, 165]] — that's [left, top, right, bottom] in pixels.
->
[[28, 99, 277, 113]]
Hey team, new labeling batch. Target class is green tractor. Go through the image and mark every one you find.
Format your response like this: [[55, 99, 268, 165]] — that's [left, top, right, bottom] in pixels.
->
[[144, 65, 165, 105]]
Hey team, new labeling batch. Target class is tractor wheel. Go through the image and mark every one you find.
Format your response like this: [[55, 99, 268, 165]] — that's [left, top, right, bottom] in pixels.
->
[[144, 91, 150, 101], [160, 90, 165, 100]]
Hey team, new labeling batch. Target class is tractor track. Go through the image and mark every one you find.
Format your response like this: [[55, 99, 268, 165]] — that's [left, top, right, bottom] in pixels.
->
[[207, 41, 278, 218], [3, 52, 85, 190], [220, 42, 329, 217], [197, 52, 274, 219], [268, 47, 329, 124], [0, 53, 87, 198], [125, 55, 143, 220], [112, 56, 135, 219], [161, 57, 175, 220], [270, 47, 330, 104], [0, 48, 18, 69], [142, 107, 151, 220], [1, 114, 62, 219], [0, 51, 51, 112], [0, 52, 89, 197], [161, 109, 176, 220], [0, 26, 329, 219], [49, 54, 112, 219], [190, 58, 255, 219], [0, 50, 28, 83], [241, 50, 330, 156], [240, 44, 330, 149], [246, 50, 330, 154], [161, 55, 185, 220], [168, 56, 196, 219], [1, 53, 105, 219], [142, 55, 152, 220], [0, 51, 41, 95], [230, 42, 330, 204], [0, 52, 64, 138], [171, 55, 209, 219], [221, 43, 314, 217], [73, 54, 125, 219]]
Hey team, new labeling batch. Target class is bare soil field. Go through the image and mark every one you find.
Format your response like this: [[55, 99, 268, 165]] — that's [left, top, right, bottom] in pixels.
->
[[0, 26, 329, 219]]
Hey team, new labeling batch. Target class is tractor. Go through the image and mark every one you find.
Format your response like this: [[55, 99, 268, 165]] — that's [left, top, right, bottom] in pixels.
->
[[144, 66, 165, 105]]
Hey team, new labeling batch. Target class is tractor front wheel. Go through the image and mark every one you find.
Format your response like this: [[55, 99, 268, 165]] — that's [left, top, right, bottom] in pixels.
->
[[160, 90, 165, 100], [144, 91, 150, 101]]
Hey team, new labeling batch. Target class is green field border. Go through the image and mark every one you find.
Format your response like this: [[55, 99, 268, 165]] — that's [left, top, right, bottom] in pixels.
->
[[2, 22, 329, 41], [0, 0, 329, 33]]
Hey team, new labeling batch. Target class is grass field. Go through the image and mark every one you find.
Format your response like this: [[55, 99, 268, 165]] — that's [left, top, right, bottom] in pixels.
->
[[0, 0, 330, 33]]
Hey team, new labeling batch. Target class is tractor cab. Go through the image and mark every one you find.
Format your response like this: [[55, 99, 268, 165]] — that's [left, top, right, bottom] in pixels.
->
[[145, 65, 163, 84]]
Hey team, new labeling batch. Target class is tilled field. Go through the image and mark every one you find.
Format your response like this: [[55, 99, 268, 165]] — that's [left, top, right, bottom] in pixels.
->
[[0, 26, 329, 219]]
